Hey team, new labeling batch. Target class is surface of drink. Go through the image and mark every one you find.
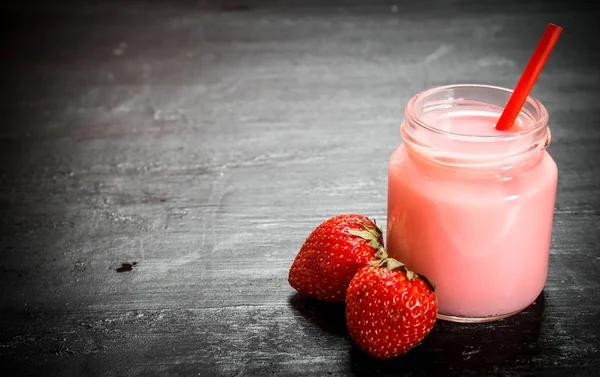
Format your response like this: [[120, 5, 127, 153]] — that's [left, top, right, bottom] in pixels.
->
[[387, 103, 557, 321]]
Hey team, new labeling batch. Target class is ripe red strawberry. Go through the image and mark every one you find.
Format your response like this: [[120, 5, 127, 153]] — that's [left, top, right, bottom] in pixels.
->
[[346, 251, 438, 359], [288, 214, 383, 302]]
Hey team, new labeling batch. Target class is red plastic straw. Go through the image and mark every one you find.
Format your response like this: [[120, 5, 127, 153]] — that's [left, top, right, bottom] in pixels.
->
[[495, 24, 562, 131]]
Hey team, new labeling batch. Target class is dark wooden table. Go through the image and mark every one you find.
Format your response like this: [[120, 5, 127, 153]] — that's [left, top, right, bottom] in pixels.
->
[[1, 1, 599, 376]]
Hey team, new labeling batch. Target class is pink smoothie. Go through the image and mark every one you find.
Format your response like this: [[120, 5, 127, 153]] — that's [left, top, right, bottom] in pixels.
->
[[387, 106, 557, 320]]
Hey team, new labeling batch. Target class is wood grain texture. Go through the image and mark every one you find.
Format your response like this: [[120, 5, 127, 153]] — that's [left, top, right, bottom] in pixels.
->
[[0, 0, 599, 376]]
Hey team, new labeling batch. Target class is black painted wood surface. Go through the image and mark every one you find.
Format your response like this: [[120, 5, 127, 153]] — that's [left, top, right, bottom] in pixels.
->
[[1, 1, 599, 376]]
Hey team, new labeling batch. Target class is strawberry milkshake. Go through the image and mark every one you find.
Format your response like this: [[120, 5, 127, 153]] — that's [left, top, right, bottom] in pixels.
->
[[387, 84, 557, 322]]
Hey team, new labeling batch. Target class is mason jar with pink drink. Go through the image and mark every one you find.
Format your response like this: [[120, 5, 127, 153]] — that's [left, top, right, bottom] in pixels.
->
[[387, 25, 562, 322]]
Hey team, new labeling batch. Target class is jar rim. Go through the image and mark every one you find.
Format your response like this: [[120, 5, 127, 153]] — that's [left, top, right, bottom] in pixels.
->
[[406, 84, 549, 142]]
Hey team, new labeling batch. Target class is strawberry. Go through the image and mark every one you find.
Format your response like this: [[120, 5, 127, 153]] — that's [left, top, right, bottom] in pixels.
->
[[288, 214, 384, 302], [345, 250, 438, 359]]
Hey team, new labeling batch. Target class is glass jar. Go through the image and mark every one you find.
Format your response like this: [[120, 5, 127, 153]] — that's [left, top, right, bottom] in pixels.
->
[[387, 84, 557, 323]]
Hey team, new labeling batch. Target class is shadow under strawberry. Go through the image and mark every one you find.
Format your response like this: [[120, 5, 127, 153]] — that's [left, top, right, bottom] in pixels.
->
[[289, 293, 349, 337], [348, 293, 545, 376], [348, 338, 441, 376]]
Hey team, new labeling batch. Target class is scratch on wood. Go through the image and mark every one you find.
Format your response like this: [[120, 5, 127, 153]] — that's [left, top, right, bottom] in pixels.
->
[[424, 44, 454, 64]]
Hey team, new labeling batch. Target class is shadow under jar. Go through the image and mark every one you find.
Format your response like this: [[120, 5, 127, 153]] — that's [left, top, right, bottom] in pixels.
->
[[387, 84, 557, 323]]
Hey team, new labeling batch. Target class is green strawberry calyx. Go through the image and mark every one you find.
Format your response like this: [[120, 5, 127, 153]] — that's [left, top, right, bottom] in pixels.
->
[[370, 249, 436, 292], [346, 217, 436, 292], [347, 217, 384, 250]]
